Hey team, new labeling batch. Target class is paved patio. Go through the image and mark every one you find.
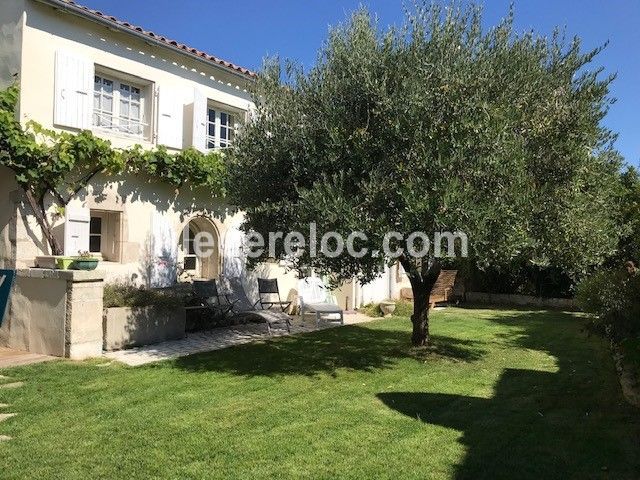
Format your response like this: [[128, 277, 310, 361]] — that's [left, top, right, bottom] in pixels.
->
[[0, 347, 57, 369], [104, 312, 373, 366]]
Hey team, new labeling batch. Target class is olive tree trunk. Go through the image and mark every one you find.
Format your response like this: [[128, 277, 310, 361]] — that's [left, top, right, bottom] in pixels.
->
[[402, 257, 442, 346]]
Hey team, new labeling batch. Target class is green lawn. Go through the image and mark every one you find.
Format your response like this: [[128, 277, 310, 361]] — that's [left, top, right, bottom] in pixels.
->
[[1, 308, 638, 479]]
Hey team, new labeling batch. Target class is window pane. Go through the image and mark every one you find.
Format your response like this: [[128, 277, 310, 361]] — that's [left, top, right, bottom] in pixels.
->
[[184, 256, 196, 270], [121, 99, 130, 117], [207, 139, 216, 149], [103, 95, 113, 113], [208, 109, 216, 122], [103, 79, 113, 94], [89, 235, 101, 253], [90, 217, 102, 235], [130, 103, 140, 120]]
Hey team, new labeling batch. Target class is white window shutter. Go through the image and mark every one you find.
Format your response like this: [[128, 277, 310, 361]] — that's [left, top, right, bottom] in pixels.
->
[[191, 88, 207, 152], [156, 86, 184, 149], [54, 50, 93, 129], [150, 211, 177, 287], [63, 207, 90, 256], [223, 222, 247, 279]]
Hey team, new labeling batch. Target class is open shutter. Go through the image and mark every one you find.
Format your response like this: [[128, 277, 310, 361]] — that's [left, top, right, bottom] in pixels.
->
[[150, 212, 177, 287], [191, 88, 207, 152], [156, 86, 184, 149], [54, 50, 93, 129], [63, 207, 90, 256], [223, 222, 246, 279]]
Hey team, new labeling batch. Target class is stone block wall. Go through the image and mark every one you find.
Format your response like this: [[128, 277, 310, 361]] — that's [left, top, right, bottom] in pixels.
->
[[0, 268, 104, 359]]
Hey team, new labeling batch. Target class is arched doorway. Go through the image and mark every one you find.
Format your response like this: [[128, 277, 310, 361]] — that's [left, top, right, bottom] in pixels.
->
[[178, 216, 221, 280]]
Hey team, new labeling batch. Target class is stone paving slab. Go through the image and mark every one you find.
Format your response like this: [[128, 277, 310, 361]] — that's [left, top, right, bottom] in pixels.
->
[[0, 435, 11, 442], [105, 313, 373, 367], [0, 413, 16, 423], [0, 382, 24, 390]]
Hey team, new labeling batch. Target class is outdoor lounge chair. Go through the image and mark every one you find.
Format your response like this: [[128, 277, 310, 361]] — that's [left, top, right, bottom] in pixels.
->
[[188, 279, 236, 319], [297, 277, 344, 326], [399, 270, 458, 308], [256, 278, 292, 313], [226, 277, 291, 334]]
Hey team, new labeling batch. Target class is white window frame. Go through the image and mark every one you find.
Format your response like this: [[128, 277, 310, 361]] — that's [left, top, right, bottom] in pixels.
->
[[206, 106, 238, 150], [93, 71, 149, 138], [88, 210, 123, 262]]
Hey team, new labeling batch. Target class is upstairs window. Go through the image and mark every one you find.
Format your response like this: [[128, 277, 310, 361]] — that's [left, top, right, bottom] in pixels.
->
[[206, 107, 236, 149], [219, 111, 234, 148], [93, 72, 148, 137]]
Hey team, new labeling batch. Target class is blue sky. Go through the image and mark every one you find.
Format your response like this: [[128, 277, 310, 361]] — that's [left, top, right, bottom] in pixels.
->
[[79, 0, 639, 166]]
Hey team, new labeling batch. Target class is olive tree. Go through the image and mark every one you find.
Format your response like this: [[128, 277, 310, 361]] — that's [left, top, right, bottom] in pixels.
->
[[229, 3, 622, 345]]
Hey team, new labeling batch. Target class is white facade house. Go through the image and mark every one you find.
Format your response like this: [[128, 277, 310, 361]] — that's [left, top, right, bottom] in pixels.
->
[[0, 0, 406, 314]]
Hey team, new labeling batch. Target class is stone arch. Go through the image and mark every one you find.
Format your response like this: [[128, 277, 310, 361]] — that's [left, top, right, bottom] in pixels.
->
[[177, 215, 222, 280]]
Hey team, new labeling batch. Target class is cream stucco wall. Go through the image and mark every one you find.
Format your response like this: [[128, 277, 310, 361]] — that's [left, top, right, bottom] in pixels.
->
[[2, 0, 400, 313], [5, 0, 256, 285], [18, 0, 253, 149]]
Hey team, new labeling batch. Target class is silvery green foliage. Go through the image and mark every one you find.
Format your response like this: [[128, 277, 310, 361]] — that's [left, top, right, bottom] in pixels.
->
[[229, 3, 622, 287]]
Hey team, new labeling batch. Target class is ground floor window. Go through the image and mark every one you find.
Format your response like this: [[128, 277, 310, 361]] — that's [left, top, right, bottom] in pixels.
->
[[89, 210, 123, 262], [89, 216, 102, 253]]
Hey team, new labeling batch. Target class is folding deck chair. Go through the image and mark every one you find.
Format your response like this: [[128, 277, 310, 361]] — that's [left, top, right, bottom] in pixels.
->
[[256, 278, 292, 313]]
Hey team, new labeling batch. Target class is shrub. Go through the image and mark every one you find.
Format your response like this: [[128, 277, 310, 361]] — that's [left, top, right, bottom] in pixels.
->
[[575, 269, 640, 339], [360, 300, 414, 318], [103, 283, 184, 309]]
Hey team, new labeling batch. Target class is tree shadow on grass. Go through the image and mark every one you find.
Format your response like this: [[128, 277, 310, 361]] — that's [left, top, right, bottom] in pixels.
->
[[377, 310, 640, 479], [172, 324, 487, 377]]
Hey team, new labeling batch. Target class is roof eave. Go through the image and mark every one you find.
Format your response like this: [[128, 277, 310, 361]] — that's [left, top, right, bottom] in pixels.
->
[[31, 0, 256, 82]]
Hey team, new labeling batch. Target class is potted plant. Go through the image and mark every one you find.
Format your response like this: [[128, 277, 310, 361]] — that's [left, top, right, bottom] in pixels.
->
[[379, 300, 397, 317], [71, 251, 100, 271], [55, 256, 76, 270]]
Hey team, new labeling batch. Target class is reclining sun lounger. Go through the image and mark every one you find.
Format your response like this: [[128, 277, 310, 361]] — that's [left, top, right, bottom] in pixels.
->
[[298, 277, 344, 326], [226, 277, 292, 334]]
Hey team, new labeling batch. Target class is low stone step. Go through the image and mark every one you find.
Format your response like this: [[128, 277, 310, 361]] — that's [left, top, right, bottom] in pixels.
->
[[0, 435, 11, 442], [0, 404, 9, 408]]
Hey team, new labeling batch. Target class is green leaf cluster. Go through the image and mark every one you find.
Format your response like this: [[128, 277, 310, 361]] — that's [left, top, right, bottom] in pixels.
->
[[0, 83, 227, 202], [229, 2, 624, 285]]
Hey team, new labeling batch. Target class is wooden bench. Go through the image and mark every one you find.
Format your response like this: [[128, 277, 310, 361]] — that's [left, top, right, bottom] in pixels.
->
[[400, 270, 458, 308]]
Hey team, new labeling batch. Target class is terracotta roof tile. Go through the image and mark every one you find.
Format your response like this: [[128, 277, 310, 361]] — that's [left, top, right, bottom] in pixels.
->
[[51, 0, 257, 78]]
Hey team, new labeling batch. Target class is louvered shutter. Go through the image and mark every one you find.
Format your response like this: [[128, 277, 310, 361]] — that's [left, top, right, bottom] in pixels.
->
[[191, 88, 207, 152], [156, 86, 184, 149], [150, 212, 178, 287], [54, 50, 93, 129], [63, 207, 90, 256], [223, 222, 246, 279]]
